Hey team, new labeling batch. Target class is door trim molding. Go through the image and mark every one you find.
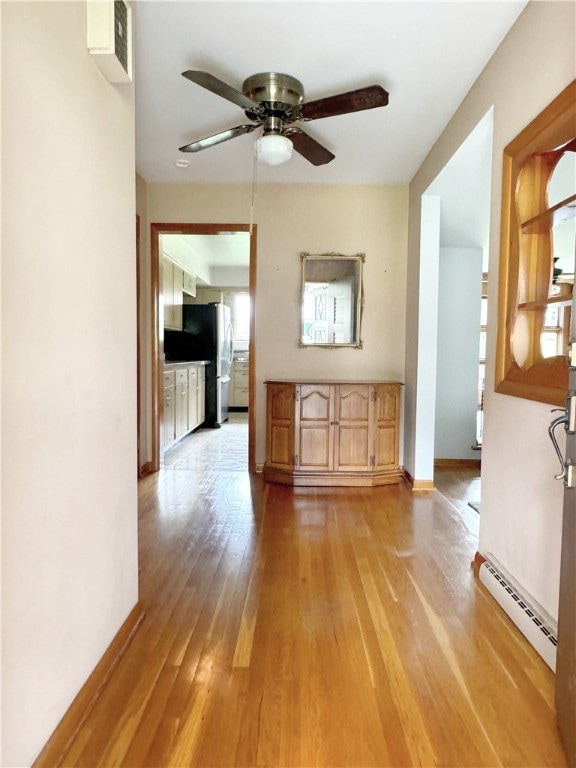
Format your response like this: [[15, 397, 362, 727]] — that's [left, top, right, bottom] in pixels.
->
[[150, 223, 257, 472]]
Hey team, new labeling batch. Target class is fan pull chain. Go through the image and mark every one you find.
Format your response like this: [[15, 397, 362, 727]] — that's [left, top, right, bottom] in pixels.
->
[[250, 144, 258, 235]]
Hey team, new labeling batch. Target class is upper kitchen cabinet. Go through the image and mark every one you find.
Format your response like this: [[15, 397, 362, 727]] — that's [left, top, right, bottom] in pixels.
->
[[163, 256, 182, 330], [183, 270, 197, 297], [163, 256, 197, 330], [495, 80, 575, 405]]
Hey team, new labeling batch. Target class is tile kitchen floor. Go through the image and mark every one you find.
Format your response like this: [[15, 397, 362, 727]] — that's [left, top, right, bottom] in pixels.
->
[[162, 411, 248, 473]]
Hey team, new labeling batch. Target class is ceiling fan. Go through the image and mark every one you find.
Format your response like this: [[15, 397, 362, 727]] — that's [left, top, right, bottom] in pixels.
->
[[179, 71, 389, 166]]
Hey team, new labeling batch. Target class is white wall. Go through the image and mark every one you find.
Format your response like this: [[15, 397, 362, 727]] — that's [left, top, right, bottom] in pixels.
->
[[2, 4, 139, 765], [413, 196, 441, 481], [144, 183, 408, 465], [405, 0, 575, 619], [435, 247, 483, 460]]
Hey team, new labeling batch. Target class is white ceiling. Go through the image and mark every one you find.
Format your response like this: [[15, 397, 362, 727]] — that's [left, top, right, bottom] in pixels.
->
[[161, 232, 250, 285], [134, 1, 527, 186]]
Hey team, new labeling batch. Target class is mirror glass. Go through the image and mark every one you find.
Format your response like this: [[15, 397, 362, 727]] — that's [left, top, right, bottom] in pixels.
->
[[299, 253, 364, 347]]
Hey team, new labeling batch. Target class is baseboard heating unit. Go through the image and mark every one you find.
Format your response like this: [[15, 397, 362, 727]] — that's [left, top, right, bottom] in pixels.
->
[[479, 558, 557, 671]]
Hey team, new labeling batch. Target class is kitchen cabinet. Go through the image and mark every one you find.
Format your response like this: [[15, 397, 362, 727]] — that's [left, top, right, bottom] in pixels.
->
[[188, 366, 198, 431], [197, 365, 206, 425], [163, 256, 197, 329], [163, 363, 207, 452], [162, 370, 176, 451], [163, 256, 183, 330], [264, 380, 402, 486], [174, 368, 188, 441], [183, 271, 196, 297], [172, 264, 183, 330], [187, 364, 206, 432], [231, 361, 249, 407]]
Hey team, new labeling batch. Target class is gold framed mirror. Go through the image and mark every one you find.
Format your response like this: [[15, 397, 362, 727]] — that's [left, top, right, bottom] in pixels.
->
[[299, 252, 364, 348]]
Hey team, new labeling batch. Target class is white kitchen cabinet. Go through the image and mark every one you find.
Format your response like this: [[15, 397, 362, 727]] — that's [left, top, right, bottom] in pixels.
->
[[163, 256, 198, 329], [197, 365, 206, 424], [162, 370, 176, 451], [188, 366, 199, 431], [163, 256, 183, 330], [232, 361, 249, 407], [174, 369, 188, 441], [183, 271, 196, 297], [163, 363, 207, 452]]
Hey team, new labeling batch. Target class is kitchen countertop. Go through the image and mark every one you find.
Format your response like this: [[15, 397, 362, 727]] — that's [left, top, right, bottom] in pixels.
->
[[164, 360, 210, 367]]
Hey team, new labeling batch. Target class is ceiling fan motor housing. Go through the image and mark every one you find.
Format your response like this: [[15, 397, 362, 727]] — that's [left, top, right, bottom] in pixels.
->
[[242, 72, 304, 123], [179, 68, 389, 166]]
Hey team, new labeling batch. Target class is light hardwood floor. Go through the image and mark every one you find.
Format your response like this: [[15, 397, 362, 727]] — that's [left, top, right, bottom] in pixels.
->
[[54, 418, 565, 767], [434, 461, 481, 517]]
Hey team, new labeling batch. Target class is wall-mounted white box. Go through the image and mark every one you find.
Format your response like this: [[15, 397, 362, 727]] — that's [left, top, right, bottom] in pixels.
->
[[87, 0, 132, 83]]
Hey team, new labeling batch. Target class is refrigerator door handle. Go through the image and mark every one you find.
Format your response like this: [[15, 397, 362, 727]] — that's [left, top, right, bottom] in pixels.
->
[[226, 321, 234, 366]]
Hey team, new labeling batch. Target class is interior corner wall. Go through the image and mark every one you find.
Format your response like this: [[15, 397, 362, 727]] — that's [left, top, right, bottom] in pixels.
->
[[146, 183, 409, 466], [435, 247, 483, 460], [2, 4, 139, 765], [413, 195, 440, 482], [406, 0, 575, 618]]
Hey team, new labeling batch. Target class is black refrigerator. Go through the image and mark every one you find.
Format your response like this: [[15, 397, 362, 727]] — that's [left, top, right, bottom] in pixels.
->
[[164, 303, 233, 427]]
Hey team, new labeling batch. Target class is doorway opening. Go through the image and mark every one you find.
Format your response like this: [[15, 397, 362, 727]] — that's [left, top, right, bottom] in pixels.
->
[[414, 109, 494, 511], [150, 222, 257, 474]]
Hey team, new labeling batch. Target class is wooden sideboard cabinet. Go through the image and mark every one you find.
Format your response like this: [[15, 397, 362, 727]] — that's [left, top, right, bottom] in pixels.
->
[[264, 380, 402, 486]]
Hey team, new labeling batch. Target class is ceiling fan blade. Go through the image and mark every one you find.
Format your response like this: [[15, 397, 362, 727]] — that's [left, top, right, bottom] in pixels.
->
[[182, 70, 261, 111], [299, 85, 389, 121], [179, 124, 258, 153], [286, 128, 335, 166]]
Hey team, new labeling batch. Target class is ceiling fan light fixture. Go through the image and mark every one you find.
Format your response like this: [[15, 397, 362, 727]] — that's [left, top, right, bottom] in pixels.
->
[[255, 133, 293, 165]]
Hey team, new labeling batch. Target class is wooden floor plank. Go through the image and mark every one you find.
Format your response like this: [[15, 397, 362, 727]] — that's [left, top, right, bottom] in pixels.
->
[[48, 417, 566, 767]]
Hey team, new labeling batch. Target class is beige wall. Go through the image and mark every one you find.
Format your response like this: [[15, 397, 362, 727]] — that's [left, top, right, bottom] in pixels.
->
[[2, 3, 139, 765], [145, 182, 408, 464], [406, 1, 576, 618]]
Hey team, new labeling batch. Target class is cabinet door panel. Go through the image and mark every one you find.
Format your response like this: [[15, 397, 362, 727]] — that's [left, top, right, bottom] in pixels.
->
[[197, 371, 206, 425], [266, 383, 295, 470], [338, 426, 371, 469], [374, 425, 397, 469], [173, 264, 183, 330], [175, 382, 188, 440], [335, 385, 372, 471], [188, 368, 199, 430], [234, 387, 249, 406], [269, 424, 294, 468], [299, 427, 332, 469], [163, 257, 174, 329], [374, 384, 400, 471], [338, 385, 370, 421], [300, 384, 331, 421], [297, 384, 333, 470], [163, 386, 175, 450]]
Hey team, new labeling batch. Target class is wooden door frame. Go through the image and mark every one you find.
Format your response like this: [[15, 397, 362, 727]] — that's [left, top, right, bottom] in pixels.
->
[[150, 222, 257, 472], [136, 215, 142, 476]]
